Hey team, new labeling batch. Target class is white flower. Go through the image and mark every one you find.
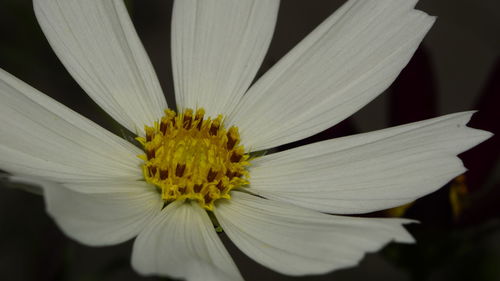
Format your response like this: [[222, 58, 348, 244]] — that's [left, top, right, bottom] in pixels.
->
[[0, 0, 491, 280]]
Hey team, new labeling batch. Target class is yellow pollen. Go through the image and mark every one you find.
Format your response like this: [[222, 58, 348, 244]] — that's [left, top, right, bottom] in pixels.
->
[[136, 108, 250, 210]]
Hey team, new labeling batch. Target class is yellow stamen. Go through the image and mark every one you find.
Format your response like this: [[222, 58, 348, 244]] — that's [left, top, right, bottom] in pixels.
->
[[137, 108, 250, 210]]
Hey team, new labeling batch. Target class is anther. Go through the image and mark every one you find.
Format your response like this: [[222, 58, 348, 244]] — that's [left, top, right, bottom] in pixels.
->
[[160, 169, 168, 180], [194, 184, 202, 193], [209, 117, 221, 136], [175, 164, 186, 177], [207, 169, 217, 182], [209, 124, 219, 136], [146, 149, 155, 160], [204, 193, 213, 204], [148, 166, 157, 177], [184, 117, 192, 129], [230, 152, 242, 163], [183, 109, 193, 129], [227, 135, 237, 150], [160, 121, 168, 134], [195, 109, 204, 130], [216, 181, 225, 192]]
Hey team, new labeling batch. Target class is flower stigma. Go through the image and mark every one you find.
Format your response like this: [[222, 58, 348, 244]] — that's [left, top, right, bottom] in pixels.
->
[[137, 108, 250, 210]]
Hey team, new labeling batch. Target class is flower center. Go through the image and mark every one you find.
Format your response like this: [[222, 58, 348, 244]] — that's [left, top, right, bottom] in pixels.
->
[[137, 108, 250, 210]]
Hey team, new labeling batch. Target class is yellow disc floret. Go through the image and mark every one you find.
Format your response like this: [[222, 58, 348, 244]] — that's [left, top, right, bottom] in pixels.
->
[[137, 108, 250, 210]]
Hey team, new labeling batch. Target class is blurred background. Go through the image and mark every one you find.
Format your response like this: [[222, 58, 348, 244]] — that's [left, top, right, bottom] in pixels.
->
[[0, 0, 499, 280]]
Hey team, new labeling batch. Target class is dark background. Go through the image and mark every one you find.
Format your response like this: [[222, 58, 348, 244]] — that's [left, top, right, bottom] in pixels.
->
[[0, 1, 499, 280]]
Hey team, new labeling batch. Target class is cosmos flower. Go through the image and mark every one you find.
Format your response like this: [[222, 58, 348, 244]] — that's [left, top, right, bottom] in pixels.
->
[[0, 0, 491, 280]]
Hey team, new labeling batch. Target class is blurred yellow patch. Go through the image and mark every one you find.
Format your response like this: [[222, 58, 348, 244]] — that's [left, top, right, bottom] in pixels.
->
[[449, 175, 470, 221], [386, 202, 414, 217]]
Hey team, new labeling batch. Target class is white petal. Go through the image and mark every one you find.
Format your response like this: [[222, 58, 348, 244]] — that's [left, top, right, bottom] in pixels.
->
[[132, 201, 242, 281], [248, 112, 492, 214], [214, 192, 414, 276], [34, 0, 167, 134], [0, 69, 142, 182], [43, 181, 162, 246], [229, 0, 435, 150], [62, 180, 148, 194], [172, 0, 279, 118]]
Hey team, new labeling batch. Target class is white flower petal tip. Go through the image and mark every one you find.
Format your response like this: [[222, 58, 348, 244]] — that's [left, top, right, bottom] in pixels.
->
[[214, 192, 416, 276], [33, 0, 167, 134], [42, 181, 163, 246], [0, 68, 142, 182], [249, 111, 492, 214], [172, 0, 280, 118], [230, 0, 436, 150], [131, 201, 243, 281]]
